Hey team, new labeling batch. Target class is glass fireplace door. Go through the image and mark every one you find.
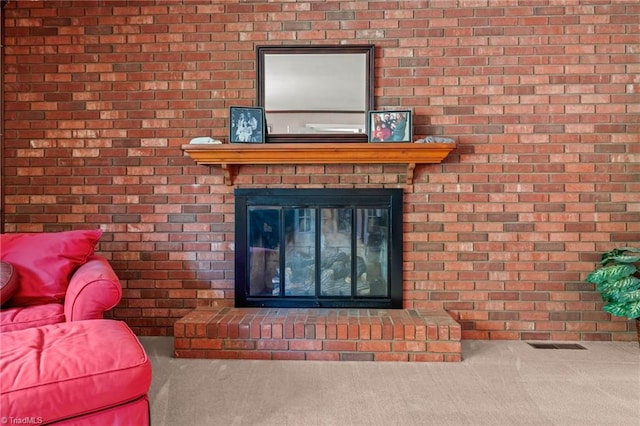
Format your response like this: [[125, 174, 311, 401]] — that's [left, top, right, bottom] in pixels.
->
[[235, 189, 402, 309], [283, 207, 316, 297]]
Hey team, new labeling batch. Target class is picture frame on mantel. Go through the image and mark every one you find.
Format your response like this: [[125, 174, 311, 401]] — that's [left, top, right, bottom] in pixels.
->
[[229, 106, 266, 143], [367, 110, 412, 143]]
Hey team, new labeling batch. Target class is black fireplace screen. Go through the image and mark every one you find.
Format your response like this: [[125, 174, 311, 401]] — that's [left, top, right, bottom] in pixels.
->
[[234, 189, 403, 308]]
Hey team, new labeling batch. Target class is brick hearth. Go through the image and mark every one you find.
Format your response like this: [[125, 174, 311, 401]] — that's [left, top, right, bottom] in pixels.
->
[[174, 308, 462, 362]]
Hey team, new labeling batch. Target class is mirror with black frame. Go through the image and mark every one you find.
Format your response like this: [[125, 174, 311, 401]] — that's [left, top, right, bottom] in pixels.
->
[[256, 44, 374, 143]]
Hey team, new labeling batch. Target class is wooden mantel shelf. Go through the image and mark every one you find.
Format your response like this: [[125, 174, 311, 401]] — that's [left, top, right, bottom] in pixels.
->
[[181, 142, 456, 185]]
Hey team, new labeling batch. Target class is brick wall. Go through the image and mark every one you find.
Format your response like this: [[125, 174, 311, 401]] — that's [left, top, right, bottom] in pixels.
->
[[2, 0, 638, 340]]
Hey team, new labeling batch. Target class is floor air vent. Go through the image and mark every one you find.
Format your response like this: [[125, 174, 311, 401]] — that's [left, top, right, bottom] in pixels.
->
[[528, 343, 586, 350]]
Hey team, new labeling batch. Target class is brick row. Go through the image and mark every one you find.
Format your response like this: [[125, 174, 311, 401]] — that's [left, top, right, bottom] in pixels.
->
[[174, 307, 462, 362]]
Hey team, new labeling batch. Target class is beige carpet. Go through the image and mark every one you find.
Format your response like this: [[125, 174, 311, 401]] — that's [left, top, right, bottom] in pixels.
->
[[139, 337, 639, 426]]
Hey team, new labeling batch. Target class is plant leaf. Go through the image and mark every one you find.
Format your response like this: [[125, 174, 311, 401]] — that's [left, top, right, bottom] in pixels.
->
[[600, 247, 640, 265], [586, 264, 637, 285], [609, 255, 640, 264], [599, 275, 640, 292], [596, 280, 640, 305], [617, 276, 640, 292], [603, 300, 640, 320], [609, 289, 640, 304], [620, 247, 640, 253]]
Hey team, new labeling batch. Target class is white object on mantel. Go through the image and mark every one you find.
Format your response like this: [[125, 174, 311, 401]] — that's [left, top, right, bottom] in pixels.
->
[[189, 137, 222, 145], [414, 136, 455, 144]]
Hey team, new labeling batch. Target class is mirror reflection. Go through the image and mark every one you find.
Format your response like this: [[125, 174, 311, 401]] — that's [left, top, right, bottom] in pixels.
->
[[257, 45, 374, 143]]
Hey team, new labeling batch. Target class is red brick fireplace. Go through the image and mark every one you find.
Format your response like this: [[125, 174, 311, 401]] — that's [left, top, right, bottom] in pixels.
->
[[171, 127, 467, 360], [174, 184, 462, 362]]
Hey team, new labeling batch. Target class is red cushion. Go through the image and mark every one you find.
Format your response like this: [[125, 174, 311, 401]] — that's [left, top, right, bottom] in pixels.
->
[[0, 320, 151, 424], [0, 304, 65, 333], [0, 229, 102, 307], [0, 261, 19, 306]]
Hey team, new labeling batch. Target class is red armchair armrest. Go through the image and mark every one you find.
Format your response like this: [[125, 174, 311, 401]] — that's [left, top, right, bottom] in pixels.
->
[[64, 255, 122, 322]]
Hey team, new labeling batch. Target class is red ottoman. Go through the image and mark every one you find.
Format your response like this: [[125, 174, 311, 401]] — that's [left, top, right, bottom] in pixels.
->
[[0, 320, 152, 425]]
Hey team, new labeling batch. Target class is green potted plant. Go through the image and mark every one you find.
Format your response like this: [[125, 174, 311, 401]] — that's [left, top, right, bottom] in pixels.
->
[[586, 247, 640, 343]]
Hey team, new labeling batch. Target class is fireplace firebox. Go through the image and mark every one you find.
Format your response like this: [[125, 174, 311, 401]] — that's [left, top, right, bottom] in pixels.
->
[[234, 189, 403, 309]]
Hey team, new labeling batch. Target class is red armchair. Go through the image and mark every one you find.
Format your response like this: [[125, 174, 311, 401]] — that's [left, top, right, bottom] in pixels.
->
[[1, 255, 122, 332], [0, 229, 122, 332], [0, 230, 151, 425]]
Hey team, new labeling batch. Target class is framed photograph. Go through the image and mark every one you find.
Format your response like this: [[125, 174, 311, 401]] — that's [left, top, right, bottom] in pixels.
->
[[229, 107, 266, 143], [367, 110, 412, 143]]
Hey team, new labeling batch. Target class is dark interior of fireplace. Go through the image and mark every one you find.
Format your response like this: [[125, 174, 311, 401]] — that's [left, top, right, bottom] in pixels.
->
[[234, 188, 403, 308]]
